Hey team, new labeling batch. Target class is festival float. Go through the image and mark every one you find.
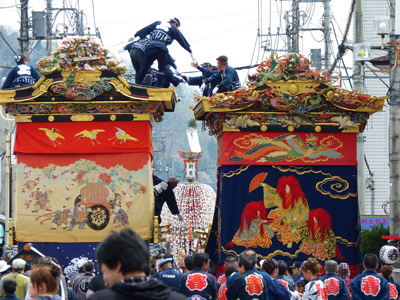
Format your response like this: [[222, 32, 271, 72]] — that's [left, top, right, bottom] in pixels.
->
[[151, 128, 216, 264], [0, 36, 177, 269], [192, 53, 386, 270]]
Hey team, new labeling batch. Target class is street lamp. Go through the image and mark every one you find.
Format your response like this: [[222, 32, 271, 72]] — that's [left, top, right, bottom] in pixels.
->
[[354, 43, 371, 77], [375, 16, 391, 49]]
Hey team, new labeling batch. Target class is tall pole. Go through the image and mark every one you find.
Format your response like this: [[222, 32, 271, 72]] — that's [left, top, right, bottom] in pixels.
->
[[354, 0, 366, 215], [390, 0, 400, 237], [323, 0, 332, 70], [46, 0, 53, 55], [20, 0, 29, 54], [291, 0, 299, 53]]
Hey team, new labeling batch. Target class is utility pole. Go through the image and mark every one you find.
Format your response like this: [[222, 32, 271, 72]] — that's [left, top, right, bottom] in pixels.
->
[[46, 0, 53, 55], [291, 0, 300, 53], [389, 0, 400, 239], [20, 0, 29, 54], [323, 0, 332, 70], [354, 0, 366, 215]]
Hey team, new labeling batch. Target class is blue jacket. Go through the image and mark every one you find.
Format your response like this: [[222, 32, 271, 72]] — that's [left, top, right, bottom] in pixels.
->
[[152, 267, 182, 292], [124, 37, 150, 53], [2, 64, 41, 89], [180, 267, 217, 300], [226, 270, 267, 300], [275, 274, 295, 292], [135, 21, 191, 53], [226, 268, 272, 300], [4, 294, 22, 300], [320, 273, 349, 300], [207, 65, 240, 91], [269, 279, 291, 300], [350, 270, 390, 300]]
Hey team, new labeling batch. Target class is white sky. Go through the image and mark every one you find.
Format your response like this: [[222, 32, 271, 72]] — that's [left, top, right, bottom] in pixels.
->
[[0, 0, 354, 81]]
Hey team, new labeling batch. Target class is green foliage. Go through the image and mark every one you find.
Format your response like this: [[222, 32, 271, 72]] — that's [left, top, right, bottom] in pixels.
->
[[361, 224, 390, 256], [188, 119, 197, 128]]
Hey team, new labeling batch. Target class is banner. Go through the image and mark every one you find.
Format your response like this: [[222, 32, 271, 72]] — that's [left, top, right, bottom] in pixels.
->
[[14, 121, 152, 155], [207, 165, 361, 265], [219, 132, 357, 166], [15, 153, 154, 242]]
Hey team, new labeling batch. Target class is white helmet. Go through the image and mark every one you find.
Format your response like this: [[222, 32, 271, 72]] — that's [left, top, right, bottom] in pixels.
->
[[379, 245, 400, 264]]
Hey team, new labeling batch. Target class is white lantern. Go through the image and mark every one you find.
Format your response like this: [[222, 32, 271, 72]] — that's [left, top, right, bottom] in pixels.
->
[[379, 245, 400, 264]]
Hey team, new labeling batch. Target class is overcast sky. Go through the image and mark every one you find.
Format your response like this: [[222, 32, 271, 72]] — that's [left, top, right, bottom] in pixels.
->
[[0, 0, 355, 81]]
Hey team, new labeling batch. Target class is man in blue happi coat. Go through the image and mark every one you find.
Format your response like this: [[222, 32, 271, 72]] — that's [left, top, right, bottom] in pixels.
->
[[350, 253, 389, 300], [204, 55, 240, 95], [134, 17, 195, 87], [320, 260, 349, 300], [152, 255, 182, 292], [225, 250, 268, 300], [2, 54, 41, 89]]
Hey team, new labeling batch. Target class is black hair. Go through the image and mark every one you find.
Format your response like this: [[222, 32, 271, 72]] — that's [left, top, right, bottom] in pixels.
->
[[84, 261, 95, 272], [363, 253, 378, 270], [296, 279, 308, 288], [238, 251, 256, 271], [278, 260, 288, 275], [3, 279, 16, 294], [225, 263, 238, 277], [96, 229, 150, 275], [192, 253, 209, 268], [225, 256, 237, 264], [184, 255, 194, 271]]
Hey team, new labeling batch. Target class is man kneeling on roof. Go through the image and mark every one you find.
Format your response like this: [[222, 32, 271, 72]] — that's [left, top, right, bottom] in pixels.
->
[[202, 55, 240, 95]]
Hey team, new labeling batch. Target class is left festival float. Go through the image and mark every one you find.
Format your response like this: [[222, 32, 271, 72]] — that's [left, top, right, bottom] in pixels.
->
[[0, 36, 178, 273]]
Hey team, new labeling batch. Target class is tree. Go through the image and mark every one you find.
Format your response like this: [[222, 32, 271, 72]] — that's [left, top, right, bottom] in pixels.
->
[[361, 224, 390, 257]]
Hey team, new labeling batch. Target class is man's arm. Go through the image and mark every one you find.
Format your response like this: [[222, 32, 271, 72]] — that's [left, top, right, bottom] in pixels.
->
[[339, 280, 350, 300], [350, 280, 362, 300], [171, 28, 191, 53], [135, 21, 159, 39], [225, 277, 241, 300]]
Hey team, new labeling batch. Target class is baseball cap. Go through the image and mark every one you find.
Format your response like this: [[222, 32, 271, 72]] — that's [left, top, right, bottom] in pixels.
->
[[12, 258, 26, 270], [170, 17, 181, 27], [290, 261, 302, 269]]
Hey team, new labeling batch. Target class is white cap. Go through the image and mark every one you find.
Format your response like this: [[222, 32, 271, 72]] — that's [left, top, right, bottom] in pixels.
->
[[12, 258, 26, 270], [0, 261, 10, 273]]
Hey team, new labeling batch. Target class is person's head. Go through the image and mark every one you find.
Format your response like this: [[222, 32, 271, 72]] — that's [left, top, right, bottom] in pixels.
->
[[15, 54, 28, 65], [96, 229, 150, 287], [363, 253, 379, 270], [30, 260, 39, 270], [0, 261, 10, 274], [295, 279, 307, 294], [170, 17, 181, 28], [325, 260, 337, 274], [290, 261, 302, 277], [158, 255, 173, 271], [216, 55, 228, 70], [12, 258, 26, 273], [300, 257, 321, 281], [38, 256, 52, 267], [224, 256, 237, 267], [225, 263, 238, 278], [168, 177, 179, 190], [192, 253, 209, 271], [238, 250, 257, 274], [381, 265, 394, 280], [336, 262, 350, 279], [3, 279, 17, 295], [262, 258, 279, 278], [184, 255, 194, 272], [201, 62, 212, 70], [84, 261, 95, 273], [29, 265, 61, 297], [278, 260, 288, 275]]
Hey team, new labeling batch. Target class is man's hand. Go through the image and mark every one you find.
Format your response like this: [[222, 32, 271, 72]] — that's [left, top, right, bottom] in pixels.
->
[[190, 53, 197, 63], [191, 61, 199, 68], [177, 213, 184, 222]]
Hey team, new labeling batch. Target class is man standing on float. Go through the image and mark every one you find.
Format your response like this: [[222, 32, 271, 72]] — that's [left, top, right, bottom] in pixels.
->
[[134, 17, 196, 87]]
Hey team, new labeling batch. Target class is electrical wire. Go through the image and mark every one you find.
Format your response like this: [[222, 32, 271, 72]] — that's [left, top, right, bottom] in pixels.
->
[[0, 32, 17, 55], [329, 0, 355, 74]]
